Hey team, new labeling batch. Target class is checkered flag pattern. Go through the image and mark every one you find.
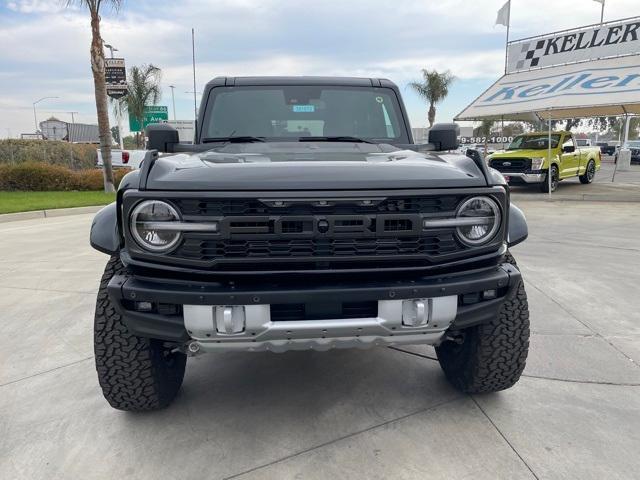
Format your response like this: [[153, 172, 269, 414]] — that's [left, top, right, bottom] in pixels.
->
[[515, 40, 546, 70]]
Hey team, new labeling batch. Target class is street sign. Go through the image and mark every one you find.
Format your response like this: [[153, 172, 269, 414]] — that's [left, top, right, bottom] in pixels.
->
[[129, 105, 169, 132], [105, 58, 127, 99]]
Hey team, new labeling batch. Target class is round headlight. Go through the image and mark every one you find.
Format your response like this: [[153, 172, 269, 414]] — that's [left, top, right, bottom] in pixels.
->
[[130, 200, 181, 252], [456, 196, 501, 246]]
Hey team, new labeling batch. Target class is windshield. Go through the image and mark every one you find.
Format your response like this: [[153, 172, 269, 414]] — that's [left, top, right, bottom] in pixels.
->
[[202, 85, 408, 143], [626, 141, 640, 148], [507, 134, 560, 150]]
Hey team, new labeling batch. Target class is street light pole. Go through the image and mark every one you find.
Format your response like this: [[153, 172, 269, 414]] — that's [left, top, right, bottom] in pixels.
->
[[32, 96, 59, 135], [169, 85, 176, 120], [104, 43, 118, 59]]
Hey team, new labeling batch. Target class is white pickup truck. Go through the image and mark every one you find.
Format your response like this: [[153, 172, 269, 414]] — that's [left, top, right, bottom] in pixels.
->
[[96, 149, 148, 169]]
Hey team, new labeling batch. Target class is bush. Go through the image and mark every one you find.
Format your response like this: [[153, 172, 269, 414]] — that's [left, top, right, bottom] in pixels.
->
[[0, 163, 129, 191], [0, 139, 98, 170]]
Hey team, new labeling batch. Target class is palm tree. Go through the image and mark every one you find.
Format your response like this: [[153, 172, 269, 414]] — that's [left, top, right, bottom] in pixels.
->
[[118, 64, 162, 148], [67, 0, 121, 193], [409, 69, 455, 128]]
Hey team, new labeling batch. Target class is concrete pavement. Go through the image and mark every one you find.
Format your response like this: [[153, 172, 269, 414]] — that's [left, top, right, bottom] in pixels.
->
[[1, 201, 639, 479]]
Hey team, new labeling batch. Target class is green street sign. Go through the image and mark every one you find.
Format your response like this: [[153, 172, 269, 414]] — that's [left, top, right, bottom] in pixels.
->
[[129, 105, 169, 132]]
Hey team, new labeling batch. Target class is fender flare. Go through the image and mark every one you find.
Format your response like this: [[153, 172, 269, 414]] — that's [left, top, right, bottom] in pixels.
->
[[507, 203, 528, 247], [90, 202, 120, 255]]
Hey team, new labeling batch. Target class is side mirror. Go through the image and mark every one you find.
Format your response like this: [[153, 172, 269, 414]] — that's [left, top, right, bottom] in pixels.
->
[[563, 145, 575, 154], [428, 123, 460, 151], [146, 124, 179, 153]]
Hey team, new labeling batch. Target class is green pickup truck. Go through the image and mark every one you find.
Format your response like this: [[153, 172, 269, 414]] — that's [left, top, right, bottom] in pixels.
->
[[487, 132, 601, 192]]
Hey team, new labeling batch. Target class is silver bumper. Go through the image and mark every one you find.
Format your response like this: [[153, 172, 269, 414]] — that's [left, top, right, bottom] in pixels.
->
[[504, 172, 545, 183], [183, 296, 457, 353]]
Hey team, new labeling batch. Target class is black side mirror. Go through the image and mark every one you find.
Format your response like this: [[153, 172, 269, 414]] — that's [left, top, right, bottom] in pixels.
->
[[428, 123, 460, 151], [563, 145, 575, 153], [146, 124, 179, 153]]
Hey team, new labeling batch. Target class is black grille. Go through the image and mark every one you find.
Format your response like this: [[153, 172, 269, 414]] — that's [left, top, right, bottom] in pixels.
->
[[176, 234, 459, 260], [174, 196, 461, 217], [125, 192, 506, 272], [490, 158, 532, 173]]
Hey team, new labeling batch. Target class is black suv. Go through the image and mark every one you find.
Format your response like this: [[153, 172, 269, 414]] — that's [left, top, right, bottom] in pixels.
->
[[90, 77, 530, 411]]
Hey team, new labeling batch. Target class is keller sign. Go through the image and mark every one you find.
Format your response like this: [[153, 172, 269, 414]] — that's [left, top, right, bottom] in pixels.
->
[[507, 17, 640, 73], [105, 58, 127, 99]]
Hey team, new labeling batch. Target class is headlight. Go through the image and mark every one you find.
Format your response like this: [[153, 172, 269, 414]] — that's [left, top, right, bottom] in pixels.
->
[[530, 157, 545, 170], [130, 200, 182, 252], [455, 196, 501, 246]]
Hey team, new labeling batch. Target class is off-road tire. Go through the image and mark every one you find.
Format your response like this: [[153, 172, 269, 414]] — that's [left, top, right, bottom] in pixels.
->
[[435, 252, 530, 393], [540, 165, 558, 193], [94, 256, 187, 411], [579, 160, 596, 184]]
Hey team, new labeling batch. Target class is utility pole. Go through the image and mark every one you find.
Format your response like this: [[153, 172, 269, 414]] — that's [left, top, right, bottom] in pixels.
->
[[66, 111, 79, 167], [169, 85, 177, 120]]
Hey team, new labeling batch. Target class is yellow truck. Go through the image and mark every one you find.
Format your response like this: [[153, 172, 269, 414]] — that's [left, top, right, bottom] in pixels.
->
[[487, 131, 601, 192]]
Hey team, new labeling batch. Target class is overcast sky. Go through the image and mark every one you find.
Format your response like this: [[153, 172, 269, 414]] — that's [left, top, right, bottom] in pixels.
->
[[0, 0, 638, 137]]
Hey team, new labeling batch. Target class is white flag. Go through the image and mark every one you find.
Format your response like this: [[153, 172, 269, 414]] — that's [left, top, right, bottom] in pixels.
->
[[495, 0, 511, 27]]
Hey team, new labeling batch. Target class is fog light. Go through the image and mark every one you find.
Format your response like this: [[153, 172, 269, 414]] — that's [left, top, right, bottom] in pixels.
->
[[215, 306, 246, 334], [402, 299, 429, 327], [135, 301, 153, 312]]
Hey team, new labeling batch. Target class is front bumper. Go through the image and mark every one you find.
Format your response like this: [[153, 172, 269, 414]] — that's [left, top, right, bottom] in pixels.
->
[[107, 262, 521, 352], [503, 172, 545, 184]]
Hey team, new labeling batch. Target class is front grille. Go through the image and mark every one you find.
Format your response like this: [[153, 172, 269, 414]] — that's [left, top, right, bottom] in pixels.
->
[[176, 234, 459, 260], [124, 191, 507, 273], [174, 196, 461, 217], [490, 158, 532, 173]]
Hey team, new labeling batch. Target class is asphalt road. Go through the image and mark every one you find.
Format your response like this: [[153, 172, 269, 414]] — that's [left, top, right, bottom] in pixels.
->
[[1, 201, 639, 480]]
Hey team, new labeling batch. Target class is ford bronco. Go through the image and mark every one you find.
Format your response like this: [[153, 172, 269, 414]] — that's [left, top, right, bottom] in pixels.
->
[[90, 77, 530, 411]]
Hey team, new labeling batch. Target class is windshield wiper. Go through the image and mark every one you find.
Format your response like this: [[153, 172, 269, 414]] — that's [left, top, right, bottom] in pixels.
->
[[202, 136, 266, 143], [298, 136, 374, 144]]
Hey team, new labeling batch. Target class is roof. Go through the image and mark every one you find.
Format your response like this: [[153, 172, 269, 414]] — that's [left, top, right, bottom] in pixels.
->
[[205, 76, 398, 88], [455, 55, 640, 121]]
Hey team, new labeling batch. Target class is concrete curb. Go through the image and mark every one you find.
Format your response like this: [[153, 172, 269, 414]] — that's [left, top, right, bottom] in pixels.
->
[[0, 205, 104, 224], [512, 193, 640, 203]]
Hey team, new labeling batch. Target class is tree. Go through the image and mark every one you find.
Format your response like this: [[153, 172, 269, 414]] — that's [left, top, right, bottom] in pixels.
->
[[67, 0, 121, 193], [409, 69, 455, 128], [118, 64, 162, 148], [474, 119, 495, 160]]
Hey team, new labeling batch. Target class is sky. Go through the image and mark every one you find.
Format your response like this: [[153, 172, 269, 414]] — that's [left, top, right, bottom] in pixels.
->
[[0, 0, 638, 137]]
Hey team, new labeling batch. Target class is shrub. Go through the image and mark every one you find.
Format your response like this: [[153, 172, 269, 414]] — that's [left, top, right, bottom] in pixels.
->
[[0, 163, 129, 191], [0, 139, 98, 170]]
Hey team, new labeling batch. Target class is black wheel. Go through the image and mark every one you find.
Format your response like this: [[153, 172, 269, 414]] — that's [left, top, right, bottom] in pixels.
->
[[94, 256, 187, 411], [435, 252, 530, 393], [579, 160, 596, 184], [540, 165, 559, 193]]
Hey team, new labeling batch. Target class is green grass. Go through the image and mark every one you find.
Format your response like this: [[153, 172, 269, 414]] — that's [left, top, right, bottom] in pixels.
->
[[0, 191, 116, 214]]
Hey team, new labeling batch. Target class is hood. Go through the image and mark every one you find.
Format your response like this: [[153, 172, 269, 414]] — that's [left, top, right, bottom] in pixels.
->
[[144, 142, 487, 191], [489, 149, 549, 160]]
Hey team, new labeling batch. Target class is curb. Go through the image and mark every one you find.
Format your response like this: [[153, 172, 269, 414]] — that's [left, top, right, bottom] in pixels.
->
[[511, 193, 640, 203], [0, 205, 104, 224]]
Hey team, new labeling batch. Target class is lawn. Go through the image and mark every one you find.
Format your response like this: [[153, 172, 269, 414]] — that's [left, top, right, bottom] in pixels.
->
[[0, 191, 116, 214]]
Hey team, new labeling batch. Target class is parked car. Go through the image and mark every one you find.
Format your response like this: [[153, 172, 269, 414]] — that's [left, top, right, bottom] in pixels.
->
[[487, 131, 601, 192], [464, 144, 496, 163], [96, 149, 148, 169], [90, 76, 530, 411], [615, 140, 640, 164], [596, 142, 616, 156]]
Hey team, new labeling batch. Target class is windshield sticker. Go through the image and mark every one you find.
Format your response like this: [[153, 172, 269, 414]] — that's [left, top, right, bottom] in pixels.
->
[[292, 105, 315, 113], [375, 96, 384, 103]]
